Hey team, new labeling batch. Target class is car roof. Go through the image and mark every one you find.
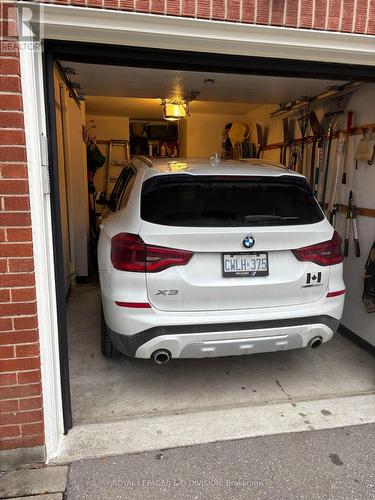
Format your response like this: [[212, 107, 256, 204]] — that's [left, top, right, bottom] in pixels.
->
[[135, 156, 305, 179]]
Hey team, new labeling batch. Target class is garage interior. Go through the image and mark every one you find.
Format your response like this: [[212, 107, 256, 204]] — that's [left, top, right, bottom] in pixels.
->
[[51, 55, 375, 441]]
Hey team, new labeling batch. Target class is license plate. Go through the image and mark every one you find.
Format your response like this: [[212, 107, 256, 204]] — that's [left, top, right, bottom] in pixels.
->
[[223, 253, 269, 277]]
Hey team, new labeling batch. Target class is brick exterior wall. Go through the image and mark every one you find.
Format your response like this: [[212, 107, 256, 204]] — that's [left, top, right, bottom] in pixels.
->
[[0, 0, 374, 458], [0, 43, 45, 453], [32, 0, 375, 34]]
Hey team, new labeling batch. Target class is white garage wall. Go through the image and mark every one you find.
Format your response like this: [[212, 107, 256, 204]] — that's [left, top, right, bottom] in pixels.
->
[[86, 111, 241, 160], [86, 114, 130, 141], [185, 113, 242, 158], [334, 86, 375, 346], [242, 104, 281, 164]]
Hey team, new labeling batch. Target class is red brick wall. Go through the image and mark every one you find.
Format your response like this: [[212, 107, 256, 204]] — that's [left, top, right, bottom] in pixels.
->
[[0, 0, 374, 458], [33, 0, 375, 34], [0, 34, 45, 453]]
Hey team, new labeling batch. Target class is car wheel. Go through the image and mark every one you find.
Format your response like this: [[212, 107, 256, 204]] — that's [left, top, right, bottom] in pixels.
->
[[101, 307, 118, 358]]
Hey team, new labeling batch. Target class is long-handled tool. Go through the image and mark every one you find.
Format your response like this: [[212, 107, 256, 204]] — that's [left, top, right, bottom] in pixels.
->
[[285, 118, 299, 171], [327, 130, 345, 220], [309, 110, 322, 192], [341, 111, 353, 184], [309, 110, 326, 199], [256, 123, 267, 158], [327, 112, 353, 219], [344, 190, 361, 258], [320, 94, 352, 208], [320, 119, 337, 207], [307, 135, 316, 189], [314, 137, 325, 199], [297, 104, 310, 175], [280, 117, 289, 165], [287, 139, 297, 170], [329, 204, 339, 228]]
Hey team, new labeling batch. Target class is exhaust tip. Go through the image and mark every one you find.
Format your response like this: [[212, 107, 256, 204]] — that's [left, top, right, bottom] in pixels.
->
[[152, 349, 171, 365], [308, 336, 323, 349]]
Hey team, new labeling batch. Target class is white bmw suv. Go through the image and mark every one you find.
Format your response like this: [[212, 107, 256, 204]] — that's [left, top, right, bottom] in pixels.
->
[[98, 156, 345, 363]]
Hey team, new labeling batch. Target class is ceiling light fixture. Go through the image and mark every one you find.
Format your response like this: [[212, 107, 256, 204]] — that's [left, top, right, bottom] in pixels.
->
[[160, 90, 200, 121], [161, 99, 188, 121]]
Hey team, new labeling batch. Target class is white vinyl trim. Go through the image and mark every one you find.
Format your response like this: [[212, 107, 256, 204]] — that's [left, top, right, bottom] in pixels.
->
[[20, 2, 375, 65], [19, 44, 64, 460]]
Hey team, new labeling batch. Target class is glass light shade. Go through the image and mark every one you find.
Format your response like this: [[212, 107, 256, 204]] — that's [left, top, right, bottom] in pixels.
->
[[163, 102, 186, 121]]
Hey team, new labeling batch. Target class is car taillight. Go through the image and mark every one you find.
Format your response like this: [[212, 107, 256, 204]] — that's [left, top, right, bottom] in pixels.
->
[[111, 233, 193, 272], [292, 231, 343, 266]]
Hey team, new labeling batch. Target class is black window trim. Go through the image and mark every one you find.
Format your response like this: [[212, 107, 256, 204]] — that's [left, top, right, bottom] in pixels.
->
[[108, 164, 137, 212], [118, 169, 137, 211]]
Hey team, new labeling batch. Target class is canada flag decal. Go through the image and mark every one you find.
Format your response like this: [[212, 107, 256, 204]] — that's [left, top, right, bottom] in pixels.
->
[[303, 272, 322, 287]]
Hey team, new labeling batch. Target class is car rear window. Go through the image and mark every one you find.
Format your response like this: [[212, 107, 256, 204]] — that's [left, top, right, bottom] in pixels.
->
[[141, 175, 324, 227]]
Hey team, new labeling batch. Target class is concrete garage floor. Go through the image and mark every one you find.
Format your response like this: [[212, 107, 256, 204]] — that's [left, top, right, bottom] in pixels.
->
[[57, 284, 375, 463], [67, 285, 375, 425]]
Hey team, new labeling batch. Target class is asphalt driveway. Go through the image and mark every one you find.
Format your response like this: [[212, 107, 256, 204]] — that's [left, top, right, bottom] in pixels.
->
[[65, 423, 375, 499]]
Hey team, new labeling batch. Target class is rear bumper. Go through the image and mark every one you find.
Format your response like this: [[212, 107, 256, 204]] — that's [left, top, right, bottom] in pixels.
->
[[108, 315, 339, 359], [103, 288, 344, 359]]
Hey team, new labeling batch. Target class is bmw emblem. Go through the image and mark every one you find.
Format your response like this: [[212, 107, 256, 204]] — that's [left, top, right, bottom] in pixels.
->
[[243, 235, 255, 249]]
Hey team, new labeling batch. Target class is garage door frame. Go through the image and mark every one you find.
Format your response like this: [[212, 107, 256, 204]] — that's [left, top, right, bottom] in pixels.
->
[[19, 4, 375, 460]]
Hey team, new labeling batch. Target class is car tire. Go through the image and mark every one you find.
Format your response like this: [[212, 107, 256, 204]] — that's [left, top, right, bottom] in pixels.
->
[[101, 307, 118, 358]]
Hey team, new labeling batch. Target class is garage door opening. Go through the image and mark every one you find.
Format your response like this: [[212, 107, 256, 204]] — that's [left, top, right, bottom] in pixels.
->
[[44, 43, 375, 455]]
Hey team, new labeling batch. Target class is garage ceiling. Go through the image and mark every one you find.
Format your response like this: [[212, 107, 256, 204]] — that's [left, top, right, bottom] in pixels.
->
[[85, 96, 259, 118], [62, 61, 346, 105]]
